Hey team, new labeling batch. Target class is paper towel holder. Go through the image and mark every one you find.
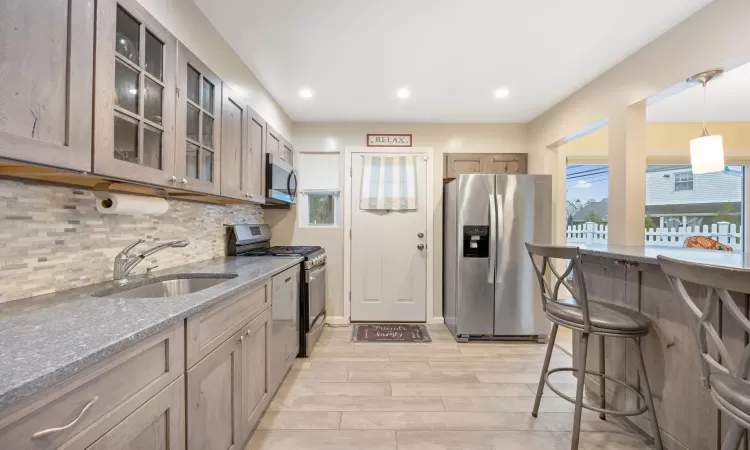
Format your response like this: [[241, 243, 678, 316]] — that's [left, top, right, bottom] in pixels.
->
[[91, 181, 170, 199]]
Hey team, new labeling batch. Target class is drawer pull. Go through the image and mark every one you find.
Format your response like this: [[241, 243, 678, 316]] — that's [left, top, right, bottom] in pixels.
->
[[285, 277, 292, 283], [31, 396, 99, 439]]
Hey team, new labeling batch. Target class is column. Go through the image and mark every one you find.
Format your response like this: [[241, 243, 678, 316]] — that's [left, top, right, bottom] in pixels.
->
[[607, 103, 647, 246]]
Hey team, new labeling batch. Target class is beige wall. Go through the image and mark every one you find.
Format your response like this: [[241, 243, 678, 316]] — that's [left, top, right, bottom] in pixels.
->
[[266, 123, 528, 322], [136, 0, 292, 137], [528, 0, 750, 244]]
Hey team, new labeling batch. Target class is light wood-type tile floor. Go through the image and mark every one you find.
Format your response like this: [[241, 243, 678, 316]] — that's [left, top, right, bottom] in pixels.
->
[[246, 325, 654, 450]]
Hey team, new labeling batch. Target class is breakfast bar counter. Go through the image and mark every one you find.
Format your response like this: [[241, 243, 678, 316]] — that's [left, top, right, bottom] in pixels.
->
[[570, 245, 749, 450]]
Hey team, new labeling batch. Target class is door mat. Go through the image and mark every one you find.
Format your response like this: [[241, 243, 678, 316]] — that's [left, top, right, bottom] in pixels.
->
[[352, 324, 431, 343]]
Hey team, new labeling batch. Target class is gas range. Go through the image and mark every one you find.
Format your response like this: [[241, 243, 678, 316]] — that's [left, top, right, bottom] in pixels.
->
[[242, 246, 326, 269], [226, 224, 326, 268]]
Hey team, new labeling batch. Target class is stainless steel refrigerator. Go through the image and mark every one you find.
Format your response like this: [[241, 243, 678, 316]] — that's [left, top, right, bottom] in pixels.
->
[[443, 174, 552, 341]]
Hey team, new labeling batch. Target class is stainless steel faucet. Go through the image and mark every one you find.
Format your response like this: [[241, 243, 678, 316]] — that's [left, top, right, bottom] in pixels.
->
[[113, 239, 190, 282]]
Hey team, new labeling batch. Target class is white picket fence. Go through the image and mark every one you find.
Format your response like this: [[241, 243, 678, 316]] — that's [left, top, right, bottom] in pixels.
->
[[566, 221, 742, 247]]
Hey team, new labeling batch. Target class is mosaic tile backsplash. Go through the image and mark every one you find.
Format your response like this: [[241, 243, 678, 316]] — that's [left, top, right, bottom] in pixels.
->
[[0, 179, 263, 303]]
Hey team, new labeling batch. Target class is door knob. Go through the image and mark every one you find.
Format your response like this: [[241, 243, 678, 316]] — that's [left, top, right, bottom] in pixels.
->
[[417, 232, 424, 238], [417, 244, 425, 250]]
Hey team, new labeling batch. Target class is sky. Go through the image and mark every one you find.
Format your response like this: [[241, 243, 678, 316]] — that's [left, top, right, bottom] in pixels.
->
[[566, 165, 609, 205]]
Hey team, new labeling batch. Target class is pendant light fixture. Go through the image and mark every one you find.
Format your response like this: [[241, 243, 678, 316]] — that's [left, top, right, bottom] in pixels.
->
[[687, 69, 725, 174]]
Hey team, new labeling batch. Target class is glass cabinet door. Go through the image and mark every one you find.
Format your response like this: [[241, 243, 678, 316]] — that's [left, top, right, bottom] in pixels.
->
[[94, 0, 176, 187], [175, 43, 223, 195]]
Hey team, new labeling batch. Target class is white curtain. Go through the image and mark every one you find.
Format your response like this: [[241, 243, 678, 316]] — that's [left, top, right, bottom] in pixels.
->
[[360, 155, 418, 211]]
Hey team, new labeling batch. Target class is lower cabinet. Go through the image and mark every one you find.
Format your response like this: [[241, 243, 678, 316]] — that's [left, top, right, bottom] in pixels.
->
[[86, 376, 185, 450], [0, 278, 285, 450], [187, 326, 243, 450], [187, 306, 273, 450], [240, 308, 273, 444]]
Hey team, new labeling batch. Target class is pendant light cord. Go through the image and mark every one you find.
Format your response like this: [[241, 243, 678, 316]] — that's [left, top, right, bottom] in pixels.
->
[[701, 81, 708, 137]]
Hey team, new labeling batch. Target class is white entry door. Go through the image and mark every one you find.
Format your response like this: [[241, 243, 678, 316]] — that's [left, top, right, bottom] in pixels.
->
[[350, 152, 427, 322]]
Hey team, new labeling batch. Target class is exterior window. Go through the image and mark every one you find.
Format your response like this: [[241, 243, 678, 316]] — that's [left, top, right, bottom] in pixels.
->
[[674, 171, 694, 191], [306, 193, 337, 226], [298, 153, 340, 227], [565, 164, 609, 244], [645, 165, 743, 250]]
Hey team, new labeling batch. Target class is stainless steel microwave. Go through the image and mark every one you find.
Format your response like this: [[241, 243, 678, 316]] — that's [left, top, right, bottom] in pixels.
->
[[266, 154, 298, 204]]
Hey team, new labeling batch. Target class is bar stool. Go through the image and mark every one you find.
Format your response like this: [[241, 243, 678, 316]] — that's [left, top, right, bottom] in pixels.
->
[[525, 243, 663, 450], [659, 255, 750, 450]]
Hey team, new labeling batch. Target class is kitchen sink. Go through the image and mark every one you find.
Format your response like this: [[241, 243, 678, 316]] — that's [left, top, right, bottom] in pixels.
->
[[94, 274, 238, 299]]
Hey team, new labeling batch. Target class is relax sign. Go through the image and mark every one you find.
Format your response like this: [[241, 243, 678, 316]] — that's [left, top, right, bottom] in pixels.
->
[[366, 134, 412, 147]]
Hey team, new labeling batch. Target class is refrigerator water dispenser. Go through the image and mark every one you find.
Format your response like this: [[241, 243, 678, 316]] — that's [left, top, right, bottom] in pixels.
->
[[462, 226, 489, 258]]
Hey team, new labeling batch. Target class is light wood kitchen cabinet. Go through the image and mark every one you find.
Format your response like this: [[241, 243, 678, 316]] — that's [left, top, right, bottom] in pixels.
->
[[239, 308, 273, 443], [186, 326, 243, 450], [186, 280, 270, 368], [444, 153, 528, 179], [86, 376, 185, 450], [175, 42, 222, 194], [247, 108, 267, 203], [282, 139, 294, 164], [93, 0, 177, 187], [0, 323, 184, 450], [0, 0, 95, 172], [220, 84, 250, 200], [266, 126, 282, 160]]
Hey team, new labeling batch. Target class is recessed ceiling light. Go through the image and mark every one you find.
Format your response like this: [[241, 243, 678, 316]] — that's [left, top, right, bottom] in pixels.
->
[[493, 88, 510, 99], [299, 88, 314, 99], [396, 87, 411, 100]]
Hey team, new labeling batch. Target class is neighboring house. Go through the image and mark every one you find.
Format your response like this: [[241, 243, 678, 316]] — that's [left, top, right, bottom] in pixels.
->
[[645, 165, 742, 228], [571, 199, 608, 223]]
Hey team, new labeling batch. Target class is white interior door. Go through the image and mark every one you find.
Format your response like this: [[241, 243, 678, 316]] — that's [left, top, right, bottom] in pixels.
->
[[350, 152, 427, 322]]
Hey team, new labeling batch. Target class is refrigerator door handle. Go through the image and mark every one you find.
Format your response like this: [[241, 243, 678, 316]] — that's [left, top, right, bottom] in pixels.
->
[[495, 194, 503, 283], [488, 194, 497, 284]]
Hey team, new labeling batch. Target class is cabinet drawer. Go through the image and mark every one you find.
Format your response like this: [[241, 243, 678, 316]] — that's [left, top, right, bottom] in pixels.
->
[[0, 323, 184, 450], [186, 280, 270, 367]]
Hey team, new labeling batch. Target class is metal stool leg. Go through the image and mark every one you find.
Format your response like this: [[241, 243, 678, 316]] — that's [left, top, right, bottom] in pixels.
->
[[572, 332, 590, 450], [721, 421, 745, 450], [599, 335, 606, 420], [532, 323, 559, 417], [633, 337, 663, 450]]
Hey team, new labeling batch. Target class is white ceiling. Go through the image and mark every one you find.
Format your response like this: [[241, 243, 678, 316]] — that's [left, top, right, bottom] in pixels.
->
[[647, 61, 750, 122], [194, 0, 713, 123]]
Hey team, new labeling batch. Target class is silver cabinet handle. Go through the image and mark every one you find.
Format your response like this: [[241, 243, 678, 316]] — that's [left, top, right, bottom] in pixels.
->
[[417, 244, 425, 250], [32, 396, 99, 439], [180, 178, 188, 185], [238, 335, 245, 342], [170, 175, 177, 183]]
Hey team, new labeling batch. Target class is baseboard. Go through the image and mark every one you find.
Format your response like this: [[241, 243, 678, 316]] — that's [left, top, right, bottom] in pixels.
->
[[326, 316, 350, 326], [427, 316, 445, 325]]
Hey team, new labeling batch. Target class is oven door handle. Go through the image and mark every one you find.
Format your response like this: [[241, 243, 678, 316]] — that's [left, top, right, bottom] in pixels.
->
[[306, 264, 326, 282]]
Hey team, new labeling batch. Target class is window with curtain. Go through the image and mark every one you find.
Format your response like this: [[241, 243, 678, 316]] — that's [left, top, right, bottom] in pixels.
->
[[298, 153, 340, 227]]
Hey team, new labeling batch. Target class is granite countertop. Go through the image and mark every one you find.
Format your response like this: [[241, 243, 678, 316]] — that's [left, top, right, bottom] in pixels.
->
[[577, 243, 750, 269], [0, 256, 303, 410]]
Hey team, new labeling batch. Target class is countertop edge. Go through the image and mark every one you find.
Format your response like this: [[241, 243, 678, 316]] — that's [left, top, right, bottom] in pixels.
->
[[0, 256, 303, 411]]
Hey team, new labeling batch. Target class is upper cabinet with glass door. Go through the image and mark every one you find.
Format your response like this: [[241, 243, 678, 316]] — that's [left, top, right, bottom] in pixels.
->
[[175, 43, 222, 194], [93, 0, 177, 187], [0, 0, 94, 171]]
